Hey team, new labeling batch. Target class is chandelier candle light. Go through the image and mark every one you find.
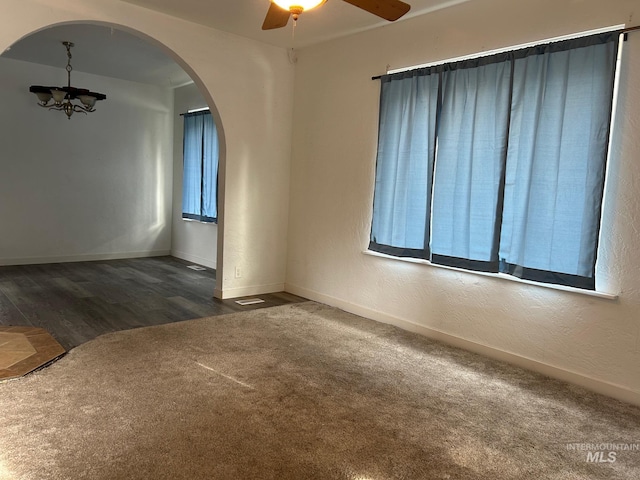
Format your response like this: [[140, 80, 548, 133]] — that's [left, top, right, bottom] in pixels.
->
[[29, 42, 106, 119]]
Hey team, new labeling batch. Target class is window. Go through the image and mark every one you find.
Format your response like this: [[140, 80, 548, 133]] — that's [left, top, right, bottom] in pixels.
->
[[370, 31, 621, 290], [182, 110, 218, 223]]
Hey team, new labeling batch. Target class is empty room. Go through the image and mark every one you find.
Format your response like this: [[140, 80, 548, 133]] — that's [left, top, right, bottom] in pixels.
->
[[1, 0, 639, 479]]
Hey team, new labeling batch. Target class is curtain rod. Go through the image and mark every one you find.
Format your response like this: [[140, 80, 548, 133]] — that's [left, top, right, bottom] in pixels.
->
[[179, 109, 210, 116], [371, 25, 640, 80], [623, 24, 640, 34]]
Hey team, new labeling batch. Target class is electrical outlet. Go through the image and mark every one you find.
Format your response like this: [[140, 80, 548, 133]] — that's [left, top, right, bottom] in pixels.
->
[[235, 266, 241, 278]]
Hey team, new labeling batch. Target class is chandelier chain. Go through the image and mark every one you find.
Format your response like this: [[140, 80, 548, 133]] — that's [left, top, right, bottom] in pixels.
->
[[66, 44, 73, 86]]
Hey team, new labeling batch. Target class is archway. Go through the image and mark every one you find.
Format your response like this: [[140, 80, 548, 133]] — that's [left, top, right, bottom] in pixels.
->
[[0, 21, 225, 296]]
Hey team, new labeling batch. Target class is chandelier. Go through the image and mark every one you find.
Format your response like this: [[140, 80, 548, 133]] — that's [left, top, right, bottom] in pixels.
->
[[29, 41, 106, 119]]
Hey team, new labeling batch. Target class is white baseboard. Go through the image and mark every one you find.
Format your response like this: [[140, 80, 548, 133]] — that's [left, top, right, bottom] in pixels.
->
[[216, 282, 285, 300], [285, 283, 640, 407], [0, 250, 171, 266], [171, 250, 217, 270]]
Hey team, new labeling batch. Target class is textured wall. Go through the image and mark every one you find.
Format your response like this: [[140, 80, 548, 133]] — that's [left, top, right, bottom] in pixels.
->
[[0, 56, 173, 264], [286, 0, 640, 403]]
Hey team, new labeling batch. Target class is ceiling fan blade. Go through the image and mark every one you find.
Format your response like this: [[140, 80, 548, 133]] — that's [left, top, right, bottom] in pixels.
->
[[342, 0, 411, 21], [262, 2, 291, 30]]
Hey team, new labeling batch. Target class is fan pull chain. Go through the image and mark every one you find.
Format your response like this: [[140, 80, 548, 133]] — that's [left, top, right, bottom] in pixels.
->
[[292, 15, 297, 45], [288, 13, 298, 64]]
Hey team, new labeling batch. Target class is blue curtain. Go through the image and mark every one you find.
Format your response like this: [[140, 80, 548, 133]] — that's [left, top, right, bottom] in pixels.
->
[[182, 113, 204, 219], [370, 70, 439, 258], [182, 111, 218, 223], [431, 59, 512, 270], [499, 37, 618, 288], [201, 113, 218, 220], [369, 32, 620, 289]]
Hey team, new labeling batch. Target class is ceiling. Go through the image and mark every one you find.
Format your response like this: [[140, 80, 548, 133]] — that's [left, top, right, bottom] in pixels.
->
[[121, 0, 471, 49], [1, 0, 470, 87], [2, 24, 194, 88]]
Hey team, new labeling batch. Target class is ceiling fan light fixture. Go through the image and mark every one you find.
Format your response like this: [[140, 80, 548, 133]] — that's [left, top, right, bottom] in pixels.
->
[[272, 0, 326, 14], [262, 0, 411, 31]]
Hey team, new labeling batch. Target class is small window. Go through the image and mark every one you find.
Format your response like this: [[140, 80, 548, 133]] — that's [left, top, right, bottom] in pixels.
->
[[182, 110, 218, 223]]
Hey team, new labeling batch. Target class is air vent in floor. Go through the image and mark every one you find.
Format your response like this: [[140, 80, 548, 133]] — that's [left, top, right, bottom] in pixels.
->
[[235, 298, 265, 306], [186, 265, 207, 271]]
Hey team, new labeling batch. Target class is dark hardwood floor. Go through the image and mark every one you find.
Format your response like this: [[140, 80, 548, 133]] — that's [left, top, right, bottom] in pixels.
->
[[0, 256, 306, 350]]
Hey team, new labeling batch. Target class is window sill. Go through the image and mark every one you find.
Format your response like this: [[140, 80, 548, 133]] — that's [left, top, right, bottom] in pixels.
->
[[182, 218, 217, 225], [363, 250, 618, 300]]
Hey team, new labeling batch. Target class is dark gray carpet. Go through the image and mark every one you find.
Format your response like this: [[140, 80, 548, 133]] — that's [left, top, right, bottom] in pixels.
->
[[0, 301, 638, 479]]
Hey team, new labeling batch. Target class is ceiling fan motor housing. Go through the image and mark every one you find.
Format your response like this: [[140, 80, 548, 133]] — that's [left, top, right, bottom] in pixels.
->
[[263, 0, 410, 30]]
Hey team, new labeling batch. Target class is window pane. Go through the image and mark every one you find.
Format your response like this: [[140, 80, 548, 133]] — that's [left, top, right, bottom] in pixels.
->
[[431, 61, 512, 268]]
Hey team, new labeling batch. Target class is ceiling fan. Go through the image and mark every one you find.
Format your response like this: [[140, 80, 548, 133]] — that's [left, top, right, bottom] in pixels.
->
[[262, 0, 411, 30]]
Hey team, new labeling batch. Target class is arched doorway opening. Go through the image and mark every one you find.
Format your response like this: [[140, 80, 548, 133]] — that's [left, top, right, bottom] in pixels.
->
[[0, 22, 225, 296]]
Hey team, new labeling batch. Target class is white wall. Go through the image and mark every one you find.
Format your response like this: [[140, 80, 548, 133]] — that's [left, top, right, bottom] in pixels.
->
[[0, 0, 295, 298], [287, 0, 640, 404], [0, 56, 173, 264], [171, 83, 218, 269]]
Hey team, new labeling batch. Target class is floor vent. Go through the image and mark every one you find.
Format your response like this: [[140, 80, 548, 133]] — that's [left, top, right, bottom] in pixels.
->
[[235, 298, 265, 306], [186, 265, 207, 271]]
